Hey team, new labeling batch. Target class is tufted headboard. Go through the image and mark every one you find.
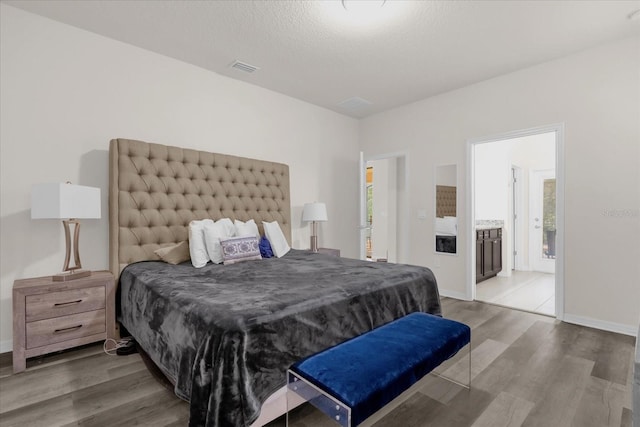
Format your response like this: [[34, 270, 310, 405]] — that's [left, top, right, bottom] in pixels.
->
[[109, 138, 291, 280], [436, 185, 457, 218]]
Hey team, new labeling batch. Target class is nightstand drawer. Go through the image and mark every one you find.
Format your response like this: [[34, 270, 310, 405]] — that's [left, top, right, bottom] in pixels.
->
[[26, 309, 106, 349], [25, 286, 105, 322]]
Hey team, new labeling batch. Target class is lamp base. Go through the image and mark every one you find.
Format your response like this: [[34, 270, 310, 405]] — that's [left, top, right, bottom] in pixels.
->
[[52, 270, 91, 282]]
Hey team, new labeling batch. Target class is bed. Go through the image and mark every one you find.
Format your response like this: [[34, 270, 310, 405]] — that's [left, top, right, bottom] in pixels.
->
[[109, 138, 442, 427]]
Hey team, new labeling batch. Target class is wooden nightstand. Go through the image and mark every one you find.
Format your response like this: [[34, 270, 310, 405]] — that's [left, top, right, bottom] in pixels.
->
[[317, 248, 340, 257], [12, 271, 115, 373]]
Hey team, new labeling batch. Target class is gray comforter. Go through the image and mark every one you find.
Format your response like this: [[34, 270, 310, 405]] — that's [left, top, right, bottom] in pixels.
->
[[119, 250, 441, 427]]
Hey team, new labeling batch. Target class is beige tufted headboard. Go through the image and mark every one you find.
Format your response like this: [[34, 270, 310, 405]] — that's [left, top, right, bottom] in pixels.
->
[[109, 138, 291, 280], [436, 185, 457, 218]]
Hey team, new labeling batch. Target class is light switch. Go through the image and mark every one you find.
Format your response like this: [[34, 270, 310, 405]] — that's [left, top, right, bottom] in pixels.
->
[[417, 210, 427, 220]]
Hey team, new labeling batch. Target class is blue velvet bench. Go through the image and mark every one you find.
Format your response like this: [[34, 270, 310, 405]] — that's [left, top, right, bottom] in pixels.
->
[[287, 312, 471, 426]]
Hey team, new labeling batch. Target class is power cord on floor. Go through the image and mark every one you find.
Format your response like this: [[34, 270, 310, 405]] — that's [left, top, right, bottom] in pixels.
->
[[103, 337, 134, 356]]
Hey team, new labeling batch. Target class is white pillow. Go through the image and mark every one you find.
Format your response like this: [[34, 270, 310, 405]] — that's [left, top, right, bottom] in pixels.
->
[[234, 219, 260, 238], [262, 221, 290, 257], [188, 219, 214, 268], [216, 218, 236, 238], [203, 220, 233, 264], [435, 216, 457, 236]]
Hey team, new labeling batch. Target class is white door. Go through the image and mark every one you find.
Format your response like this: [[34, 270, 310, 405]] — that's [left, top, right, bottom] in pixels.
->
[[359, 152, 368, 260], [359, 153, 403, 262], [530, 169, 556, 273], [367, 158, 397, 262]]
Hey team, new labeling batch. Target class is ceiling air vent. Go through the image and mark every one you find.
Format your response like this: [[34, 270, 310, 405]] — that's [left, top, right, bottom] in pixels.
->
[[229, 60, 260, 74]]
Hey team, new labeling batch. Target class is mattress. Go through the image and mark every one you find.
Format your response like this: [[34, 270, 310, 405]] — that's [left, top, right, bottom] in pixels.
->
[[118, 249, 441, 427]]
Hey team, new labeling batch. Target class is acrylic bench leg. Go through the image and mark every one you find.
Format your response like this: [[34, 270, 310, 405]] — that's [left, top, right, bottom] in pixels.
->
[[467, 340, 472, 389], [431, 341, 472, 390], [286, 394, 290, 427]]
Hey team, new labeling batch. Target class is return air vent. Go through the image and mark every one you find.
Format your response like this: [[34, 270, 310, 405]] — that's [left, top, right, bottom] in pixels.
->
[[229, 60, 260, 73]]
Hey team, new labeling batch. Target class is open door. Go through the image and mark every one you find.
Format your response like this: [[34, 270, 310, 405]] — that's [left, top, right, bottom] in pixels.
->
[[359, 152, 368, 260], [359, 152, 407, 263]]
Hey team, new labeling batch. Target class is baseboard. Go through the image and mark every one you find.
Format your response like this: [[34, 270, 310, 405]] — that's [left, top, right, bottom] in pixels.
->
[[0, 339, 12, 354], [563, 314, 637, 337], [439, 289, 470, 301]]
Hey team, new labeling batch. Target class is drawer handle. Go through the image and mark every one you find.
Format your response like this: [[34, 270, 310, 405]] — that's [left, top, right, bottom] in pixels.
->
[[54, 299, 82, 307], [54, 324, 83, 333]]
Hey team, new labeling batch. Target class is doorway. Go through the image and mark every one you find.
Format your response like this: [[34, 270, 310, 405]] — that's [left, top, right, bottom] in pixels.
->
[[359, 152, 408, 263], [467, 125, 564, 319], [366, 158, 397, 262]]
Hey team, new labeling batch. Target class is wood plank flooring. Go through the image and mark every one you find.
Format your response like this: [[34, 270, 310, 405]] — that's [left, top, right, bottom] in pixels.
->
[[0, 298, 635, 426]]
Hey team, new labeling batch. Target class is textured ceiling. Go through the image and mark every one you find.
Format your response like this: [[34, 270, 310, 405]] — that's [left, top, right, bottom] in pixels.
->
[[5, 0, 640, 118]]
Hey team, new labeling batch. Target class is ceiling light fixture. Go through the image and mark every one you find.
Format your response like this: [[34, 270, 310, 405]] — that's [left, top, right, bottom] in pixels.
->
[[320, 0, 404, 31], [341, 0, 386, 14]]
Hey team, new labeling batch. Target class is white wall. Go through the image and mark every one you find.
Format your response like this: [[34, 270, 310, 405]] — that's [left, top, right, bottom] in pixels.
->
[[475, 141, 511, 221], [435, 164, 457, 187], [511, 133, 556, 172], [361, 36, 640, 333], [0, 5, 360, 350]]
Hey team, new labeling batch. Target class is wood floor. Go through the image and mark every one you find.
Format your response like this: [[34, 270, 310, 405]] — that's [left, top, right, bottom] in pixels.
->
[[0, 298, 635, 427]]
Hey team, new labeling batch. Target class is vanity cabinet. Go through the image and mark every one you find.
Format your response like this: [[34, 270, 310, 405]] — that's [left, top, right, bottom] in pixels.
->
[[476, 228, 502, 283]]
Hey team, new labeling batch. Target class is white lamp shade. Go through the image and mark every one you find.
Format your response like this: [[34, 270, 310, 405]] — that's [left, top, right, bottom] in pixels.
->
[[31, 183, 101, 219], [302, 202, 328, 222]]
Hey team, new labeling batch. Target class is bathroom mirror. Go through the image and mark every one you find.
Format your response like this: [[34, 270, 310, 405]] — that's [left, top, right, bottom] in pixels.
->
[[435, 164, 457, 254]]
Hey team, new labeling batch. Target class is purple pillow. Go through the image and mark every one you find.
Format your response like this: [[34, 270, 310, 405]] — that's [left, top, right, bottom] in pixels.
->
[[259, 236, 274, 258]]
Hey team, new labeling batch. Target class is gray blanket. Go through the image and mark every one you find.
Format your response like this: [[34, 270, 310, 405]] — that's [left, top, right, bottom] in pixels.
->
[[119, 250, 441, 427]]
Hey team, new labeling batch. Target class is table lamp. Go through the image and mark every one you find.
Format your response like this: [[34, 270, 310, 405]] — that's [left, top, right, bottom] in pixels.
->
[[302, 202, 328, 252], [31, 182, 101, 281]]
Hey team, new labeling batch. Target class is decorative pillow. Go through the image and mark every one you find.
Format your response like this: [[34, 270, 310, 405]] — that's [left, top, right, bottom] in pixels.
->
[[234, 219, 260, 238], [220, 236, 262, 265], [262, 221, 290, 258], [188, 219, 214, 268], [259, 236, 274, 258], [154, 241, 190, 265], [203, 220, 234, 264]]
